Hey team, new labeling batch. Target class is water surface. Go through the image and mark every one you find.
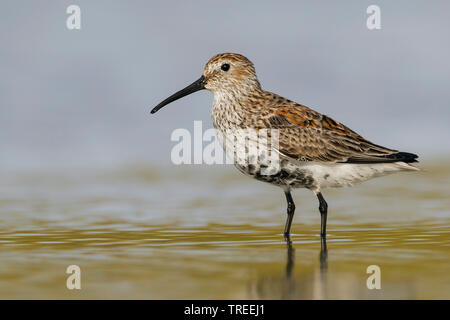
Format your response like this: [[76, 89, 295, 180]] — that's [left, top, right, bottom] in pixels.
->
[[0, 160, 448, 299]]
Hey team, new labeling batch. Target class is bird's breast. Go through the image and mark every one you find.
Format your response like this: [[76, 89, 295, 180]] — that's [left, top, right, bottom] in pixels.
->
[[211, 97, 245, 132]]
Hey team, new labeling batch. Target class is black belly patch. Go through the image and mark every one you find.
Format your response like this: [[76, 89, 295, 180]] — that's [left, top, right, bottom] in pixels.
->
[[236, 163, 315, 189]]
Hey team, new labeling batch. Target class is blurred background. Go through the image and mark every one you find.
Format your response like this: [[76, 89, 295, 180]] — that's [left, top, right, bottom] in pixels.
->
[[0, 0, 449, 170], [0, 1, 449, 299]]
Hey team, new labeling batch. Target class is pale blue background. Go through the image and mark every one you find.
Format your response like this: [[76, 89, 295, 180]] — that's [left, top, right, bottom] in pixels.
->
[[1, 1, 449, 170]]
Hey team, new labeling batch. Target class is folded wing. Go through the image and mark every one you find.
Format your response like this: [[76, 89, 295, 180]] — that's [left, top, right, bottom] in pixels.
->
[[266, 104, 418, 164]]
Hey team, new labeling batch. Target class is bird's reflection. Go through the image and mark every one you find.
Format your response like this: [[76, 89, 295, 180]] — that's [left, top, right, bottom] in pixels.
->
[[285, 236, 295, 278], [284, 236, 295, 298], [319, 236, 328, 275], [251, 235, 329, 299], [284, 235, 328, 275]]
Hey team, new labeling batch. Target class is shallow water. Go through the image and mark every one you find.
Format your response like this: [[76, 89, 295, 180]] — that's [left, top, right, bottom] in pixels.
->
[[0, 159, 449, 299]]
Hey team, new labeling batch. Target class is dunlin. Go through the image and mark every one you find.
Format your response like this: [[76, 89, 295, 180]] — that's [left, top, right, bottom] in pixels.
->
[[151, 53, 419, 238]]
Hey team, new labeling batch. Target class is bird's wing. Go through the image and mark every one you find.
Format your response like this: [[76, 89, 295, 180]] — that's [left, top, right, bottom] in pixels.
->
[[265, 103, 417, 163]]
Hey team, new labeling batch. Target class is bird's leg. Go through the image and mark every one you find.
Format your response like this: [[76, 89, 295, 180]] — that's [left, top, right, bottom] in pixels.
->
[[283, 190, 295, 238], [316, 192, 328, 237]]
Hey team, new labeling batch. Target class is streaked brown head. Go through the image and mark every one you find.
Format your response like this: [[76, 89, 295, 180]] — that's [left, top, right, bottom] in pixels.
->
[[151, 53, 260, 114], [202, 53, 260, 94]]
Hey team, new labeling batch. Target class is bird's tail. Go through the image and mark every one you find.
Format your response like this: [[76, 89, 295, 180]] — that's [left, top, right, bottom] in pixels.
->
[[392, 152, 420, 171], [387, 152, 419, 164], [395, 162, 420, 171], [391, 152, 420, 171]]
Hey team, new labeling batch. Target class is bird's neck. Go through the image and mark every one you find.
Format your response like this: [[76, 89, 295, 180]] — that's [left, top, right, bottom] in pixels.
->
[[212, 83, 263, 105], [211, 86, 264, 131]]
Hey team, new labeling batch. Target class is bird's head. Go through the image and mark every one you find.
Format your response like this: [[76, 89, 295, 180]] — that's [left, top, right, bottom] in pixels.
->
[[202, 53, 260, 94], [151, 53, 260, 114]]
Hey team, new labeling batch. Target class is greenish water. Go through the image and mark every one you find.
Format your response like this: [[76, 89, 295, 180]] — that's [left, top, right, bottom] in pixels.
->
[[0, 159, 449, 299]]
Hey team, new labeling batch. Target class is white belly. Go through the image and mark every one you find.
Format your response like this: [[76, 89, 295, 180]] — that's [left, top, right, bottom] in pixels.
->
[[294, 161, 419, 190]]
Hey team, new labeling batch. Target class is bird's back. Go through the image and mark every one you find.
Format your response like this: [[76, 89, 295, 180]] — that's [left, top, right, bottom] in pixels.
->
[[211, 89, 418, 190], [239, 90, 419, 165]]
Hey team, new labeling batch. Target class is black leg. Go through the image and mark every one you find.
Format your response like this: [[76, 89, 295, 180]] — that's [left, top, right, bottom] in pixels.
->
[[283, 190, 295, 237], [317, 192, 328, 237]]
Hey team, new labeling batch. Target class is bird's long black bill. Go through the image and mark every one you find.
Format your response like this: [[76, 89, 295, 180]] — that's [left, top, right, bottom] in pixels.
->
[[150, 75, 206, 114]]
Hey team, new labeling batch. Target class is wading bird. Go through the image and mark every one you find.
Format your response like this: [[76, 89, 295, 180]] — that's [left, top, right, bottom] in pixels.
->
[[151, 53, 419, 238]]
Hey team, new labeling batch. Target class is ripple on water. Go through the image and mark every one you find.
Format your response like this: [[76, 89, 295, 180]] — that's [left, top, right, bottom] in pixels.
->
[[0, 162, 449, 299]]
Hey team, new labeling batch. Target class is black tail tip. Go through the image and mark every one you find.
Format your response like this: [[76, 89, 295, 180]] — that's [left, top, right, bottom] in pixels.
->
[[388, 152, 419, 163]]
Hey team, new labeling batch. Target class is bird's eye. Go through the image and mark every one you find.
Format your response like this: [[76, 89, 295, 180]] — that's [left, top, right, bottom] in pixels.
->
[[221, 63, 230, 71]]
